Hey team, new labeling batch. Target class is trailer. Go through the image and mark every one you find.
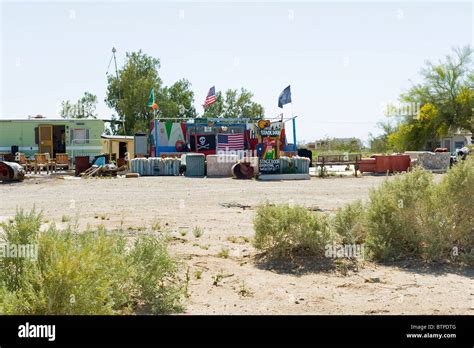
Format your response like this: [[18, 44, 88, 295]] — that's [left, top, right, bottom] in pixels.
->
[[0, 117, 107, 162]]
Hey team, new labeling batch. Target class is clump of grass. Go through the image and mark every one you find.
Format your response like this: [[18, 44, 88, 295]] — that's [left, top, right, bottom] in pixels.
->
[[212, 271, 224, 286], [179, 227, 188, 237], [192, 226, 203, 238], [151, 219, 161, 232], [253, 203, 335, 260], [0, 209, 186, 315], [194, 270, 202, 280], [227, 236, 250, 244], [61, 215, 71, 223], [217, 247, 230, 259], [238, 281, 252, 297]]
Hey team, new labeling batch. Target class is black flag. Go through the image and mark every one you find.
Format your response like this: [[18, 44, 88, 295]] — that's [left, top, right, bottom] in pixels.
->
[[278, 85, 292, 108]]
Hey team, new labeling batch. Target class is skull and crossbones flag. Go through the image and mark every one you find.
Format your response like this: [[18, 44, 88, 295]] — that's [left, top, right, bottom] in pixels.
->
[[190, 134, 216, 155]]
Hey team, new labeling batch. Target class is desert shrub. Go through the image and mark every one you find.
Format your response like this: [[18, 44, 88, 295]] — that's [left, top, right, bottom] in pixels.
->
[[128, 234, 184, 314], [422, 160, 474, 263], [0, 210, 185, 315], [363, 168, 433, 261], [332, 200, 366, 245], [254, 161, 474, 265], [0, 209, 41, 292], [357, 162, 473, 264], [253, 203, 335, 259]]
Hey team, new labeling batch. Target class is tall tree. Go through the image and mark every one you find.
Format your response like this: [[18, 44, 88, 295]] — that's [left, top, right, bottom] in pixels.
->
[[105, 50, 162, 134], [402, 46, 473, 130], [388, 46, 473, 151], [60, 92, 98, 119]]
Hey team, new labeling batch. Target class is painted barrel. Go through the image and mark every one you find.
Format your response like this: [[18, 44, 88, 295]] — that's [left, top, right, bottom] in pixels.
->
[[185, 153, 205, 177]]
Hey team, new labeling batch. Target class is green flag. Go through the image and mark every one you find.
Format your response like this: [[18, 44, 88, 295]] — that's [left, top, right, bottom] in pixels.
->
[[148, 88, 158, 109]]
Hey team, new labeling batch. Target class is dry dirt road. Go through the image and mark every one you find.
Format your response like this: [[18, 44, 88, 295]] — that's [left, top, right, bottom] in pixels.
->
[[1, 174, 472, 314]]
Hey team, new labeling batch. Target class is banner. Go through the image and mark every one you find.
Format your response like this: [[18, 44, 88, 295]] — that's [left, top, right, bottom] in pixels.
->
[[190, 134, 216, 156]]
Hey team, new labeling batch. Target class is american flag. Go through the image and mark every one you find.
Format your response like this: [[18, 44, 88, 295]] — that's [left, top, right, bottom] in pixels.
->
[[204, 86, 217, 108], [217, 133, 245, 151]]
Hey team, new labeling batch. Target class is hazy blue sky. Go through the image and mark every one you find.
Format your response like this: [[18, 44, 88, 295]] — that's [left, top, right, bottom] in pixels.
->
[[1, 1, 472, 143]]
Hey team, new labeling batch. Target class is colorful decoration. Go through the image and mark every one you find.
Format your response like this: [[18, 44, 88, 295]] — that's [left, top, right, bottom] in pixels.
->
[[257, 119, 270, 130], [190, 134, 216, 156], [257, 119, 283, 174], [148, 88, 158, 110], [157, 122, 186, 147]]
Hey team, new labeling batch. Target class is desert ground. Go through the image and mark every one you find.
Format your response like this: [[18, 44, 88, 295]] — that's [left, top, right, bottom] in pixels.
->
[[0, 174, 472, 314]]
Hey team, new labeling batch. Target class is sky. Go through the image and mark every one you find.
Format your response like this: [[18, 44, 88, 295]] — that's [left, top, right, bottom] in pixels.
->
[[1, 0, 472, 144]]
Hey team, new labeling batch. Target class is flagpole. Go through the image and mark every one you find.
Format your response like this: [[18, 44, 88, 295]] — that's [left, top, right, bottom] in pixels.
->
[[290, 102, 297, 152], [154, 108, 158, 157]]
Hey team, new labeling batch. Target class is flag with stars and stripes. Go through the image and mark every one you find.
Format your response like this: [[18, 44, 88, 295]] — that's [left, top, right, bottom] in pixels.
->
[[204, 86, 217, 108]]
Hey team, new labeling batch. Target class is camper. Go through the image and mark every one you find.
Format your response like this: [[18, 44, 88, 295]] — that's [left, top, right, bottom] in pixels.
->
[[0, 117, 106, 161]]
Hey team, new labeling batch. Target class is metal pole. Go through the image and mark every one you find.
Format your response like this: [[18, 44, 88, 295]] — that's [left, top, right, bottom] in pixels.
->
[[112, 47, 125, 134], [154, 109, 158, 157], [292, 116, 297, 152]]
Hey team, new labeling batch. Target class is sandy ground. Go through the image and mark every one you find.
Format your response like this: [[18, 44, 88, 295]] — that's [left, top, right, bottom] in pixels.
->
[[0, 174, 472, 314]]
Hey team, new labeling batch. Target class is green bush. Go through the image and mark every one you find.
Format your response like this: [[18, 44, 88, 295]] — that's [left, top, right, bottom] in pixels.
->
[[363, 163, 474, 263], [364, 167, 433, 261], [332, 200, 366, 245], [0, 210, 185, 315], [253, 203, 335, 259], [128, 234, 184, 314], [253, 161, 474, 265], [0, 209, 41, 293]]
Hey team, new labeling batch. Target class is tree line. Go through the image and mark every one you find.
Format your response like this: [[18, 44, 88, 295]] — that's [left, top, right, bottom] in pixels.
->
[[60, 50, 264, 135]]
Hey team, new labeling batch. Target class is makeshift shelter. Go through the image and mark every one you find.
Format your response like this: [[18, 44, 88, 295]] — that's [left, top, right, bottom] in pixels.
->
[[150, 117, 298, 158], [101, 135, 134, 166]]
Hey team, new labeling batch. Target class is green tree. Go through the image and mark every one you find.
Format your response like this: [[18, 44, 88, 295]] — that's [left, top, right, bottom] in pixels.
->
[[369, 120, 396, 153], [157, 79, 197, 119], [202, 88, 264, 118], [60, 92, 98, 119], [402, 46, 472, 130], [388, 46, 473, 151], [105, 50, 162, 134]]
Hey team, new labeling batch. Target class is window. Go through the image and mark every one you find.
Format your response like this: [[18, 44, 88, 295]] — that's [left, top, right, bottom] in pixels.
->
[[71, 128, 90, 144], [454, 141, 465, 150]]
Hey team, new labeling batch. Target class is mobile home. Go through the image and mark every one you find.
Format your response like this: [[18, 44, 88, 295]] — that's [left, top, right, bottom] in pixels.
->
[[0, 118, 106, 160]]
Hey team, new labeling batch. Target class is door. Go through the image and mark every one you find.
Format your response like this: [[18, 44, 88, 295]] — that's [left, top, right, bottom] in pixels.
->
[[443, 139, 451, 152], [38, 125, 53, 156]]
